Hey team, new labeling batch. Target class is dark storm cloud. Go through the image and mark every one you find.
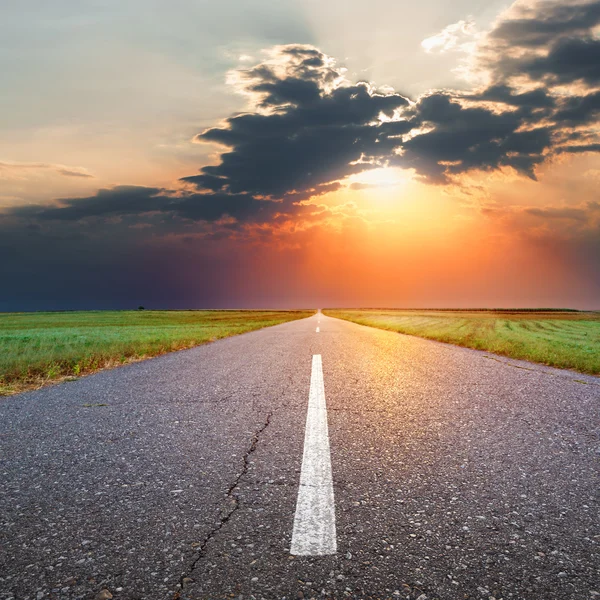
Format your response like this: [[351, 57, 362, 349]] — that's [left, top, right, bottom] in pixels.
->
[[178, 10, 600, 195], [554, 91, 600, 124], [12, 186, 167, 221], [401, 0, 600, 180], [179, 43, 562, 190], [521, 37, 600, 86], [392, 93, 552, 182], [183, 117, 387, 196], [7, 185, 279, 224], [557, 143, 600, 154], [489, 0, 600, 48], [484, 1, 600, 90], [476, 84, 555, 110], [6, 1, 600, 231], [182, 51, 410, 197], [3, 179, 346, 225]]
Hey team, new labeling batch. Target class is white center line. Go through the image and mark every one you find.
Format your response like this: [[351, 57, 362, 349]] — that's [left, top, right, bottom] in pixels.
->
[[316, 326, 320, 333], [290, 355, 337, 556]]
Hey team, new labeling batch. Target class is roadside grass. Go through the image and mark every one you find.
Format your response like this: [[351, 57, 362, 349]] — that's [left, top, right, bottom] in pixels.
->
[[0, 309, 313, 396], [323, 309, 600, 375]]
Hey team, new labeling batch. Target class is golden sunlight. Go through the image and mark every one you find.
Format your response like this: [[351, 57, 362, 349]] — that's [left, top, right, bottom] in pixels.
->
[[349, 167, 408, 189]]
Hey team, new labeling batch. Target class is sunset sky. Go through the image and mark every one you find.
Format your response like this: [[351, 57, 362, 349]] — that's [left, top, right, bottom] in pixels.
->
[[1, 0, 599, 310]]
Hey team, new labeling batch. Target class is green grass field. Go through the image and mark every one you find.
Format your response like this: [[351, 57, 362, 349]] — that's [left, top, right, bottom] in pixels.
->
[[0, 309, 313, 395], [324, 309, 600, 375]]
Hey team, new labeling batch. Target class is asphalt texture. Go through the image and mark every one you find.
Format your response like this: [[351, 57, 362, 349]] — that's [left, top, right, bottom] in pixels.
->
[[1, 313, 599, 600]]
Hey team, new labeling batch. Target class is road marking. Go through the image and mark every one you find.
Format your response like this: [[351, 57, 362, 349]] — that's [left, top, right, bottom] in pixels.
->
[[316, 326, 320, 332], [290, 354, 336, 556]]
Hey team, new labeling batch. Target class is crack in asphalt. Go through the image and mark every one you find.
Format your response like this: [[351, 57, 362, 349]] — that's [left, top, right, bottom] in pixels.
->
[[174, 411, 273, 598]]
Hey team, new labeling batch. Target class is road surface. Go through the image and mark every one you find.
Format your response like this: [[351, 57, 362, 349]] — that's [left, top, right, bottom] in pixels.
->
[[1, 313, 599, 600]]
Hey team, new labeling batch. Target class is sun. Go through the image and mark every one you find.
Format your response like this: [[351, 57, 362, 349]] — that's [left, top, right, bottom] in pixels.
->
[[349, 167, 408, 189], [340, 166, 414, 216]]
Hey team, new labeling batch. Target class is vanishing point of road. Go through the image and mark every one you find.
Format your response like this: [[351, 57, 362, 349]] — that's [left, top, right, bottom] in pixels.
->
[[1, 313, 598, 599]]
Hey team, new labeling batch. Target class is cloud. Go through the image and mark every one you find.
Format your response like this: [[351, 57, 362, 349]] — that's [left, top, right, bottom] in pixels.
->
[[421, 20, 478, 54], [481, 0, 600, 89], [182, 45, 410, 197], [557, 143, 600, 154], [7, 185, 279, 224], [393, 93, 554, 182], [2, 3, 600, 312], [56, 169, 95, 178], [554, 91, 600, 124], [488, 0, 600, 49], [520, 37, 600, 86], [524, 206, 589, 221], [484, 199, 600, 227], [475, 84, 555, 109], [5, 2, 600, 228], [0, 161, 94, 179], [180, 38, 574, 192]]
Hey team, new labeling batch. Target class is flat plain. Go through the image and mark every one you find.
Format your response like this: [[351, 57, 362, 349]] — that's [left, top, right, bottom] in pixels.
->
[[0, 309, 313, 395], [324, 309, 600, 375]]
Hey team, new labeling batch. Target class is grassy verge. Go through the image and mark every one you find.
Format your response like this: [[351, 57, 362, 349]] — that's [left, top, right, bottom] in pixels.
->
[[324, 309, 600, 375], [0, 309, 313, 396]]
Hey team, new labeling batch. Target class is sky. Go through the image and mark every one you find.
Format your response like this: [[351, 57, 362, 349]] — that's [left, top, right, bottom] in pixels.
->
[[1, 0, 599, 310]]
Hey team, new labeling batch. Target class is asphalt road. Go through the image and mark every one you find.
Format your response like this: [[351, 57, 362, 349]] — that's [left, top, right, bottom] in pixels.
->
[[1, 313, 599, 600]]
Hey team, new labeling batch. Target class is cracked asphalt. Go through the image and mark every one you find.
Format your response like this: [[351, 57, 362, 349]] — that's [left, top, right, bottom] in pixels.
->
[[1, 313, 599, 600]]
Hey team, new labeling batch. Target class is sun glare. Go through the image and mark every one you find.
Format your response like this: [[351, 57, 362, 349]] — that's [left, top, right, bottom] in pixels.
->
[[350, 167, 408, 189], [341, 166, 416, 216]]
